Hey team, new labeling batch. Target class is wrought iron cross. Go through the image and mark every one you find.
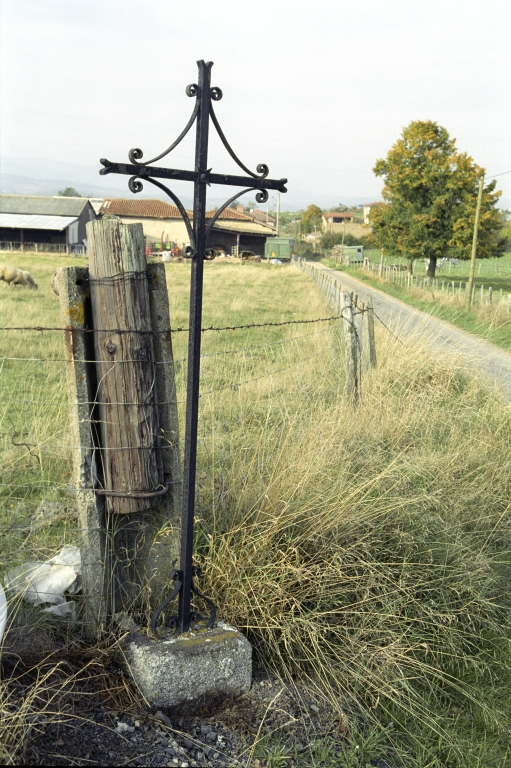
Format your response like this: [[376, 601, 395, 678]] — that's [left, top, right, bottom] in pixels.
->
[[99, 59, 287, 635]]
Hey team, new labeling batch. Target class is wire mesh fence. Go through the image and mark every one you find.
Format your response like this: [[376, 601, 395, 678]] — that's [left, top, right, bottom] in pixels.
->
[[0, 314, 349, 593]]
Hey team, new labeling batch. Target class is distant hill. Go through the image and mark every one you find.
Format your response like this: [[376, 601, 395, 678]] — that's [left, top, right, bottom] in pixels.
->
[[2, 156, 509, 211]]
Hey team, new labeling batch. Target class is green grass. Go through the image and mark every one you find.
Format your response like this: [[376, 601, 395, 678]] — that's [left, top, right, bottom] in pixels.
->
[[1, 253, 511, 767], [321, 252, 511, 352], [362, 249, 511, 286]]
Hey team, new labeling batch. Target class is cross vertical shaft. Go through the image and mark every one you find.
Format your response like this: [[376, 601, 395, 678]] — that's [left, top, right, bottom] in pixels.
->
[[98, 59, 287, 636], [178, 60, 212, 632]]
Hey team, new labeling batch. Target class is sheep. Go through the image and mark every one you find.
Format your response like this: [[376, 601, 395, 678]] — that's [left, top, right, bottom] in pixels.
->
[[0, 265, 38, 289]]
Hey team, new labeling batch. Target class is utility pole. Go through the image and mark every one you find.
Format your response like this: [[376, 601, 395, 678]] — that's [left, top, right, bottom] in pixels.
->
[[467, 175, 484, 306], [277, 190, 280, 236]]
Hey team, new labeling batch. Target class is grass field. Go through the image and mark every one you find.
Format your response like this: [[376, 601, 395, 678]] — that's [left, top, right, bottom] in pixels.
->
[[363, 249, 511, 288], [1, 253, 511, 767], [322, 251, 511, 352]]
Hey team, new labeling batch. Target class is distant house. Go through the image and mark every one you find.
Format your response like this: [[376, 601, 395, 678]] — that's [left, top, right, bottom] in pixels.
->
[[0, 195, 97, 253], [100, 199, 276, 257], [99, 198, 192, 247], [321, 212, 355, 232], [363, 203, 381, 225], [248, 208, 276, 228]]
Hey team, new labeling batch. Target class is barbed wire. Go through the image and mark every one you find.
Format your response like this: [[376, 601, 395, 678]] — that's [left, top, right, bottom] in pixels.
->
[[0, 323, 348, 365], [371, 308, 406, 346], [0, 327, 342, 408], [0, 312, 346, 336]]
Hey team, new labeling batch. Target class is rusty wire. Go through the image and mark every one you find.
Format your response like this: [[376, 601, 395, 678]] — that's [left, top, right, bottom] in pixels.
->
[[0, 311, 368, 336]]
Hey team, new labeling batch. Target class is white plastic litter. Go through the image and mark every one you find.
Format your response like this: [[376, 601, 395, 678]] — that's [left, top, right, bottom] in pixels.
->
[[42, 601, 77, 621], [269, 258, 282, 265], [0, 583, 7, 645], [4, 545, 81, 613]]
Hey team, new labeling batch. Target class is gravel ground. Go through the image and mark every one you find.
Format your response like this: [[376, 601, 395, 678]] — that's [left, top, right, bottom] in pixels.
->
[[2, 625, 393, 768], [23, 671, 371, 768]]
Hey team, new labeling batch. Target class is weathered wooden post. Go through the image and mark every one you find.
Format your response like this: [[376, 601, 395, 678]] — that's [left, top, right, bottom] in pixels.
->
[[53, 221, 182, 632], [340, 291, 358, 400], [366, 293, 377, 369]]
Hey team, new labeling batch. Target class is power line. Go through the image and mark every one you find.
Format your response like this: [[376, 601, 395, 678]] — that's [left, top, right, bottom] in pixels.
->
[[486, 170, 511, 179]]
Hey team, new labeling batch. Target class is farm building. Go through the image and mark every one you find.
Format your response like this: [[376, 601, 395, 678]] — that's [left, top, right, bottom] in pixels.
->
[[322, 211, 370, 239], [205, 207, 276, 257], [99, 198, 192, 248], [321, 212, 355, 231], [0, 195, 97, 253], [100, 198, 276, 257], [248, 207, 276, 227]]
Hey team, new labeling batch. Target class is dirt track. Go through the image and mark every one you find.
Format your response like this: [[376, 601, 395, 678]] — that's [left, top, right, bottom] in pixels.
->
[[314, 263, 511, 403]]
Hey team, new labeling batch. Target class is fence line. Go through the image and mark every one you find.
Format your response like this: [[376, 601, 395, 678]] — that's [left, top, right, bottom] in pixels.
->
[[363, 259, 511, 312], [293, 256, 382, 399], [0, 260, 381, 626], [0, 241, 87, 255]]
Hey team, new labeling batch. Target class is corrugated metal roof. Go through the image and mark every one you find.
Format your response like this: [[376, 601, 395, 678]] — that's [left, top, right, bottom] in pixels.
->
[[0, 213, 78, 230], [101, 199, 191, 219], [0, 195, 91, 216]]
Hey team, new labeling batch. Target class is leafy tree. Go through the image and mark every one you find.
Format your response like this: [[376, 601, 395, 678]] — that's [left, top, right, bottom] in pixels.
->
[[369, 121, 503, 277], [321, 231, 367, 249], [301, 204, 323, 234], [58, 187, 82, 197]]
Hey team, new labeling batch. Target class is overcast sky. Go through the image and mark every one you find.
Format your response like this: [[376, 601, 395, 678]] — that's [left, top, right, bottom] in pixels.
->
[[1, 0, 510, 209]]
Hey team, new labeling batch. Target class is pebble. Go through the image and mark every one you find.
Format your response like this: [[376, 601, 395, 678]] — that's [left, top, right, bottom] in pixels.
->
[[115, 721, 135, 734]]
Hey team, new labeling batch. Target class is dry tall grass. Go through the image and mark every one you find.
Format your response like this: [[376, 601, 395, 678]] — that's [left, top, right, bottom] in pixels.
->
[[190, 316, 511, 765], [1, 258, 510, 765]]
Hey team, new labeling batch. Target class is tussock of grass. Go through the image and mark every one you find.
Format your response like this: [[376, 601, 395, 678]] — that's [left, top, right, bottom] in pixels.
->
[[192, 325, 511, 766]]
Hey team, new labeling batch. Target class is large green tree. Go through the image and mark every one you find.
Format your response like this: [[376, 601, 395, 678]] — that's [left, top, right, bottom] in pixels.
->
[[301, 204, 323, 234], [369, 121, 503, 277]]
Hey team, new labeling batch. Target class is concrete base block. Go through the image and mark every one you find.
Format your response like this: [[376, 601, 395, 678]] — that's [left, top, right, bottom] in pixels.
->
[[120, 622, 252, 709]]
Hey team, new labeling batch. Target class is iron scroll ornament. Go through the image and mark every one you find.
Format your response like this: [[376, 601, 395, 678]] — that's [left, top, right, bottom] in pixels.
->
[[99, 73, 286, 259], [98, 60, 287, 636]]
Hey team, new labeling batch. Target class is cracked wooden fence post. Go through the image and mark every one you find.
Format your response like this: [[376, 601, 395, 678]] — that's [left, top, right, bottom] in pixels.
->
[[87, 218, 182, 619], [340, 290, 358, 401], [53, 218, 182, 633]]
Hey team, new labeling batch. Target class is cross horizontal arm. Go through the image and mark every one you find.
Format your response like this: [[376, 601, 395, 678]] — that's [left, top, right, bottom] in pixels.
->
[[99, 159, 287, 193]]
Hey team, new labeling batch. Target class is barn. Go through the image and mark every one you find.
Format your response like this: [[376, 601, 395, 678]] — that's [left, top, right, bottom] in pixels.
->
[[205, 207, 276, 257], [99, 198, 276, 257], [0, 195, 97, 253]]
